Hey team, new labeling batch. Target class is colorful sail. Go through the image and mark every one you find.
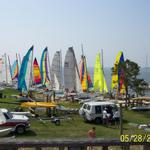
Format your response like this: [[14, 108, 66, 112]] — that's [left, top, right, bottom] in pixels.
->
[[18, 46, 33, 92], [93, 52, 108, 93], [87, 71, 93, 89], [111, 51, 125, 94], [79, 55, 93, 92], [11, 59, 19, 80], [33, 58, 41, 84], [40, 47, 51, 86]]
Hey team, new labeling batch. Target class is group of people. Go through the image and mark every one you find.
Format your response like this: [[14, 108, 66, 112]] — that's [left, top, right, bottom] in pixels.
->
[[102, 107, 120, 127]]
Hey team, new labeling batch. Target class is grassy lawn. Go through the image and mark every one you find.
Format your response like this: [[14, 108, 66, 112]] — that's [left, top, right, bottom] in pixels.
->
[[0, 88, 150, 139]]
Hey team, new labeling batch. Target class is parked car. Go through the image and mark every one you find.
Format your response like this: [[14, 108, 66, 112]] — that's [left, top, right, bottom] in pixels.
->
[[79, 101, 119, 124], [0, 108, 30, 134]]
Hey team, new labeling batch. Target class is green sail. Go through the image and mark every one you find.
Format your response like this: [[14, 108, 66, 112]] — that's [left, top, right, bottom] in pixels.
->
[[93, 52, 108, 93]]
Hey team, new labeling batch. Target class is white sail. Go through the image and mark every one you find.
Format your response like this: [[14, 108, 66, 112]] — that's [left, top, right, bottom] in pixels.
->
[[51, 51, 62, 90], [7, 66, 12, 84], [75, 66, 82, 93], [53, 73, 60, 90], [0, 58, 3, 83], [25, 50, 33, 90], [0, 55, 12, 85], [64, 47, 82, 92]]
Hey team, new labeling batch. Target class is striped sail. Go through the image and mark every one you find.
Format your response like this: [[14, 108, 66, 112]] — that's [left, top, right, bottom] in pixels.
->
[[18, 46, 33, 92], [79, 55, 93, 92], [93, 52, 108, 93], [11, 59, 19, 80], [40, 47, 51, 87], [111, 51, 125, 94], [33, 58, 41, 84]]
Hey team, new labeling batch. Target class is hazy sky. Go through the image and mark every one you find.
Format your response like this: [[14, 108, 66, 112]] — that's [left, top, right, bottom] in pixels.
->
[[0, 0, 150, 67]]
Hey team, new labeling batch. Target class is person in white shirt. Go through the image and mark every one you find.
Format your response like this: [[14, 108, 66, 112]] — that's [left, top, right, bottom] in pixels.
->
[[102, 108, 108, 125]]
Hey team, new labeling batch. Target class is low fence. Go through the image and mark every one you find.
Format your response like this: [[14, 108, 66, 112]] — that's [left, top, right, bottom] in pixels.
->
[[0, 138, 150, 150]]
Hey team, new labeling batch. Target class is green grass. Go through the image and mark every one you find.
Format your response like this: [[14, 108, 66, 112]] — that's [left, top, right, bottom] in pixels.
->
[[1, 88, 150, 139]]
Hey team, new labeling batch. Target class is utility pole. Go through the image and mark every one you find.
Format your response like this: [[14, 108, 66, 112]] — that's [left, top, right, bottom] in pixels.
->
[[120, 103, 123, 135]]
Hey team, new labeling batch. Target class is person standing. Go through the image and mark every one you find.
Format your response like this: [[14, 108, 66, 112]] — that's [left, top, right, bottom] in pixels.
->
[[87, 127, 96, 150], [102, 108, 108, 125], [113, 110, 120, 128]]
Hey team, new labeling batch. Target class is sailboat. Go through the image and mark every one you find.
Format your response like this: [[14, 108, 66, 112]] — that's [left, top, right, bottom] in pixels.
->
[[79, 53, 93, 92], [18, 46, 33, 93], [51, 51, 63, 91], [93, 52, 108, 93], [0, 54, 12, 86], [64, 47, 82, 93], [33, 58, 41, 85], [40, 47, 51, 88], [111, 51, 125, 96]]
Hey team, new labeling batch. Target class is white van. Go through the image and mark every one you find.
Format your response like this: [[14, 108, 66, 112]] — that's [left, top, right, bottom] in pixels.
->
[[79, 101, 119, 124]]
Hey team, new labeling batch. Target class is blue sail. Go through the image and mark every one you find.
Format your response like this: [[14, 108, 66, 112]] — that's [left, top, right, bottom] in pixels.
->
[[40, 47, 50, 86], [18, 46, 33, 92]]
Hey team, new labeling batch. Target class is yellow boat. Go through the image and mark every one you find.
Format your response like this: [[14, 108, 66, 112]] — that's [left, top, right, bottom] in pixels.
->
[[20, 102, 56, 108]]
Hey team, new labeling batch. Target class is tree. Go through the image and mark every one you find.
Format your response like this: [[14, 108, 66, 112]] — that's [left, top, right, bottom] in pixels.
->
[[112, 59, 148, 99], [131, 78, 148, 97]]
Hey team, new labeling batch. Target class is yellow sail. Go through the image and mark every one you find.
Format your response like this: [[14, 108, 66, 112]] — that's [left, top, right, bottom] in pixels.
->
[[81, 57, 88, 91], [94, 52, 108, 93], [111, 51, 123, 90]]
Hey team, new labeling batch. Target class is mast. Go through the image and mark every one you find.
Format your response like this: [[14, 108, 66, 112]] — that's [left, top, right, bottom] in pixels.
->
[[16, 53, 19, 72], [60, 49, 63, 90], [29, 47, 34, 90], [18, 53, 22, 69], [101, 49, 104, 95], [81, 44, 84, 56], [47, 48, 52, 89], [4, 53, 8, 84]]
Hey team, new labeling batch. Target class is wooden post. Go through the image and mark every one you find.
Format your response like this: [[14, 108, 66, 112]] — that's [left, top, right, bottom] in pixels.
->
[[102, 145, 108, 150], [122, 145, 130, 150], [68, 147, 83, 150], [120, 103, 123, 135], [36, 147, 41, 150], [59, 146, 65, 150], [143, 144, 150, 150]]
